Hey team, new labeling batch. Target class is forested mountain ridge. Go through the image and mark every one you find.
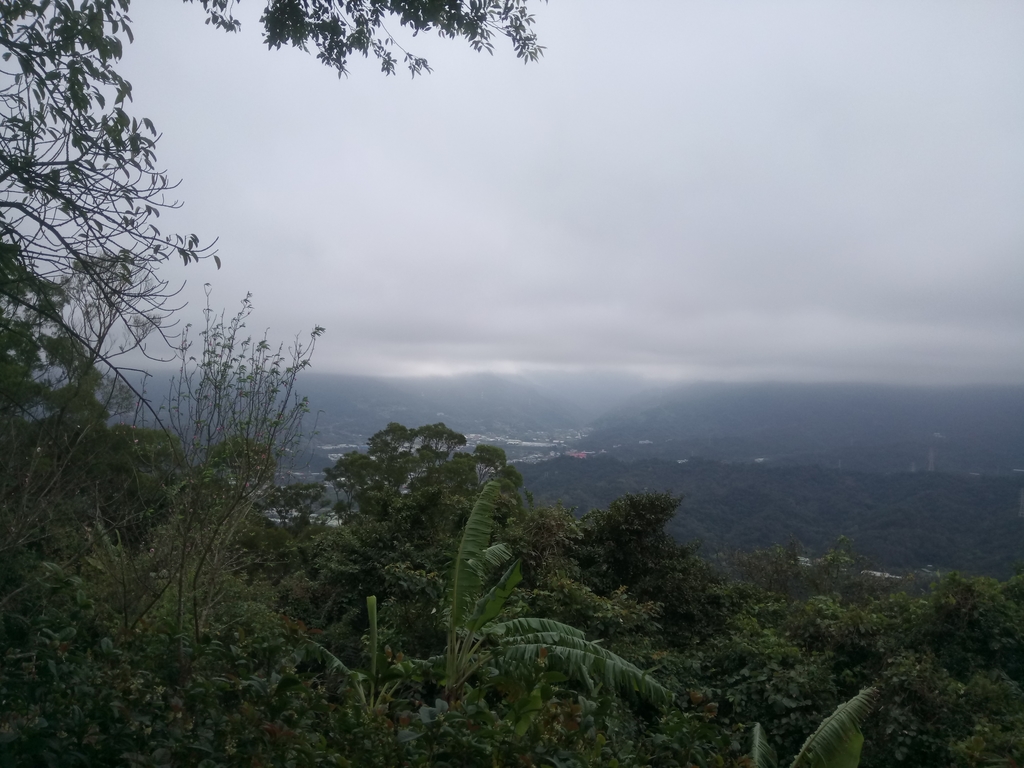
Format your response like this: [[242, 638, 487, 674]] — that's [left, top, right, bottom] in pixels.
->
[[299, 378, 1024, 577], [522, 456, 1024, 578], [301, 376, 1024, 476], [582, 382, 1024, 474]]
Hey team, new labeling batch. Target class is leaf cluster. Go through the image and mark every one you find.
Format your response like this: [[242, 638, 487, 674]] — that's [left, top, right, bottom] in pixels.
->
[[192, 0, 546, 77]]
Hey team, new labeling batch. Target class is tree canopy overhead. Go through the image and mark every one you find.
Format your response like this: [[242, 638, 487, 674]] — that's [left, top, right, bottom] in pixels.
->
[[0, 0, 545, 396], [0, 0, 211, 373], [191, 0, 547, 76]]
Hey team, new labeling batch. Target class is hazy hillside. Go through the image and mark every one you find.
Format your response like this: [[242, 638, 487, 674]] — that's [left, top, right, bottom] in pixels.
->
[[301, 372, 593, 444], [297, 377, 1024, 477], [295, 375, 1024, 575], [580, 383, 1024, 474], [521, 456, 1024, 578]]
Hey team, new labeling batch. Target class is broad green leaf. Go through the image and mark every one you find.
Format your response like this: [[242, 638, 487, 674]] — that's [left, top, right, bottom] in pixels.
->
[[514, 687, 545, 736], [790, 688, 877, 768], [750, 723, 778, 768], [367, 595, 378, 678], [448, 481, 501, 629], [274, 674, 305, 696], [498, 632, 673, 707], [466, 560, 522, 634], [304, 641, 353, 676], [489, 617, 587, 640], [811, 725, 864, 768]]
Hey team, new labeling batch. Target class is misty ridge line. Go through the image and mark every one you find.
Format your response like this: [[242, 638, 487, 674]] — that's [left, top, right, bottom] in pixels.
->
[[289, 372, 1024, 578], [292, 373, 1024, 475]]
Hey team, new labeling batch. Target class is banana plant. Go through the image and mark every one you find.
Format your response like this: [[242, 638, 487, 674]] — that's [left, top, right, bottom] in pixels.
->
[[442, 481, 673, 707], [307, 595, 421, 710], [750, 688, 879, 768]]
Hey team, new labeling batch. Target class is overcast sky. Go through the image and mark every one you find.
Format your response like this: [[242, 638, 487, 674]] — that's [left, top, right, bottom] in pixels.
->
[[120, 0, 1024, 384]]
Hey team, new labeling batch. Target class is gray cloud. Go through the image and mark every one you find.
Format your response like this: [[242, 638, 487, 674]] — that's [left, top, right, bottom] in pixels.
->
[[121, 0, 1024, 383]]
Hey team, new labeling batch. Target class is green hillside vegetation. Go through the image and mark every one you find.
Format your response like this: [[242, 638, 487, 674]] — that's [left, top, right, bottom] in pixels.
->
[[4, 347, 1024, 766], [522, 456, 1024, 578], [289, 375, 1024, 477], [3, 1, 1024, 764], [582, 383, 1024, 475]]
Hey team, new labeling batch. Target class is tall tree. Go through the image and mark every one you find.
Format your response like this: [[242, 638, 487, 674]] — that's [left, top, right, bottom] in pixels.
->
[[1, 0, 545, 392], [0, 0, 211, 371]]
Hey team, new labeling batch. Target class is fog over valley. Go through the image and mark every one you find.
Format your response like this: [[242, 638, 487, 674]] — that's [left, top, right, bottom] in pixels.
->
[[118, 0, 1024, 385]]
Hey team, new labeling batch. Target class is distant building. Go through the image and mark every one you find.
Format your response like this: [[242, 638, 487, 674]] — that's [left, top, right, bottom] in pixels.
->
[[861, 570, 901, 580]]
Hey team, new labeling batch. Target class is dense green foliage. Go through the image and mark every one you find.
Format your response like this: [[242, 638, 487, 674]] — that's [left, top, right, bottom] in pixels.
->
[[4, 361, 1024, 765], [522, 456, 1024, 577], [3, 2, 1023, 764]]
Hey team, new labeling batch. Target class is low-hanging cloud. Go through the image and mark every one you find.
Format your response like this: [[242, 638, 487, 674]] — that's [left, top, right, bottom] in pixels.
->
[[121, 0, 1024, 384]]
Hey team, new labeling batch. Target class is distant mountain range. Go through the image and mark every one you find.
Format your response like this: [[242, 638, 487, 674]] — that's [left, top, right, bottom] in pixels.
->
[[302, 374, 1024, 475], [300, 372, 591, 442], [297, 373, 1024, 575], [581, 382, 1024, 475]]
